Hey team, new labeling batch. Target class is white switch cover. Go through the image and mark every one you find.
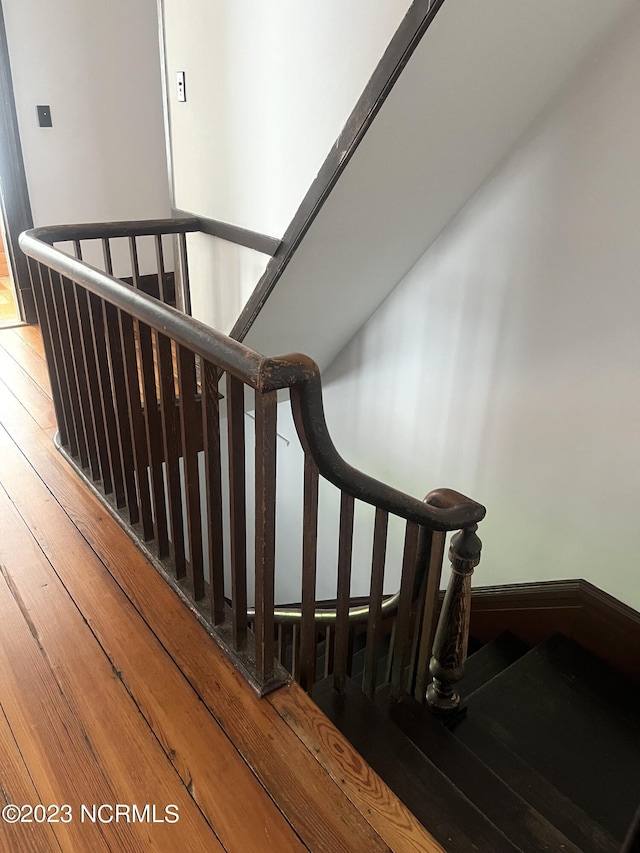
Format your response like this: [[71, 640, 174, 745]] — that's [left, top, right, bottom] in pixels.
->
[[177, 71, 186, 102]]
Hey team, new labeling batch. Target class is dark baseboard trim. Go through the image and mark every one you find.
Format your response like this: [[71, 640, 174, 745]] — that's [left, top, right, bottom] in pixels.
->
[[469, 579, 640, 680], [171, 208, 281, 257], [229, 0, 446, 342]]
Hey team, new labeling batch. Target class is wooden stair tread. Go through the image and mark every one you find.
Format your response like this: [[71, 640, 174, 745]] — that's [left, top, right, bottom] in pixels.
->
[[459, 631, 529, 700], [377, 685, 591, 853], [314, 675, 520, 853], [454, 633, 640, 840]]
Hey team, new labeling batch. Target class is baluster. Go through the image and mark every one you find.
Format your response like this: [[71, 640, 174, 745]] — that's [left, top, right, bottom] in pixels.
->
[[71, 239, 103, 485], [88, 291, 125, 506], [299, 454, 319, 693], [102, 239, 138, 520], [323, 625, 332, 679], [176, 344, 204, 599], [130, 238, 169, 557], [254, 389, 277, 685], [178, 232, 192, 315], [27, 259, 69, 447], [412, 529, 446, 702], [158, 332, 186, 578], [291, 623, 300, 681], [426, 524, 482, 712], [119, 307, 154, 539], [390, 521, 420, 697], [154, 234, 168, 304], [362, 508, 388, 699], [73, 280, 111, 491], [59, 273, 97, 474], [226, 374, 248, 649], [202, 360, 224, 621], [333, 492, 355, 694], [45, 268, 82, 458]]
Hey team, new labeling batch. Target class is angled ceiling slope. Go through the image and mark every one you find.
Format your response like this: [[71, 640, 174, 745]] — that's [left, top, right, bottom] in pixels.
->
[[244, 0, 634, 370]]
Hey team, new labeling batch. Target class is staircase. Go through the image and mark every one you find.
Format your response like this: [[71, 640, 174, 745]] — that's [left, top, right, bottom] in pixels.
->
[[315, 631, 640, 852]]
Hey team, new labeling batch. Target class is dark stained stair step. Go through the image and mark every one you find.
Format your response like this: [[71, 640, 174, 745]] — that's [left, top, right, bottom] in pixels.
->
[[452, 633, 640, 841], [375, 684, 590, 853], [458, 631, 530, 700], [314, 675, 521, 853]]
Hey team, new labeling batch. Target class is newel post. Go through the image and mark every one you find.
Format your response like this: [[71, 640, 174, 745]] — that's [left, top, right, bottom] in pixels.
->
[[426, 523, 482, 712]]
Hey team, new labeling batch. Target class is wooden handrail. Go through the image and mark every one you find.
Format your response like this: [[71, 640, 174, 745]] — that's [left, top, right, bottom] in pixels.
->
[[20, 224, 485, 532], [20, 216, 486, 699], [28, 217, 200, 242]]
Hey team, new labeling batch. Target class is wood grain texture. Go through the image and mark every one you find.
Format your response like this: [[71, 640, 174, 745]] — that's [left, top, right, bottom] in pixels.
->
[[0, 400, 389, 851], [0, 486, 222, 853], [12, 324, 46, 359], [269, 684, 443, 853], [0, 425, 304, 853], [0, 705, 61, 853], [0, 326, 445, 853], [0, 325, 51, 397], [0, 345, 56, 430]]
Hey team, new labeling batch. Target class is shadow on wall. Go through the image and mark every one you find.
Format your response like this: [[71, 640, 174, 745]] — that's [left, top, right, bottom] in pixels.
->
[[319, 5, 640, 609]]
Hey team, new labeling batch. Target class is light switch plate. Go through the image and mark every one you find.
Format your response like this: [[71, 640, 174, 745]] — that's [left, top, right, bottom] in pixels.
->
[[37, 105, 52, 127], [176, 71, 186, 102]]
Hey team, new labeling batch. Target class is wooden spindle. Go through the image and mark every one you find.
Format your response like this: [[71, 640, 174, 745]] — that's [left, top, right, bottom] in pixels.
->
[[103, 298, 139, 524], [426, 524, 482, 713], [119, 309, 154, 539], [333, 491, 355, 693], [413, 529, 446, 702], [60, 275, 97, 475], [254, 389, 277, 684], [157, 331, 186, 578], [362, 508, 388, 699], [128, 237, 141, 289], [226, 374, 248, 649], [27, 259, 69, 447], [299, 454, 319, 693], [74, 283, 110, 490], [390, 521, 420, 697], [202, 360, 224, 622], [178, 232, 192, 315], [176, 344, 204, 599], [154, 234, 168, 304], [45, 268, 81, 457], [87, 292, 125, 506]]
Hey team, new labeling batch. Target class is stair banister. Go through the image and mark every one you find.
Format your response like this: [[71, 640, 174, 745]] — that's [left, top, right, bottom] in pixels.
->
[[20, 216, 486, 699], [425, 523, 483, 712]]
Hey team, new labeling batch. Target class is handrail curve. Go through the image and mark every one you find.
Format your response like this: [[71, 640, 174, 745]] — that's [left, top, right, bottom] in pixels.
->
[[20, 222, 485, 535]]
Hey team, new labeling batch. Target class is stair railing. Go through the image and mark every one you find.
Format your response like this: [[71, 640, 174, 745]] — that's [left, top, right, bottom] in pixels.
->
[[20, 217, 485, 704]]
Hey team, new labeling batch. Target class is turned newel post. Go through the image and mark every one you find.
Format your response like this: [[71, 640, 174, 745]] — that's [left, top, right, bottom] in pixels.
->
[[426, 523, 482, 712]]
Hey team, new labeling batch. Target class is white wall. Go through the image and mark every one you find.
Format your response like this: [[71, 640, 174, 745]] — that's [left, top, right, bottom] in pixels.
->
[[247, 0, 635, 370], [4, 0, 170, 232], [161, 0, 411, 332], [318, 5, 640, 609]]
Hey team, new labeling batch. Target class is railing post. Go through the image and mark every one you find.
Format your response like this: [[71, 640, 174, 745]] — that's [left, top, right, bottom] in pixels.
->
[[426, 523, 482, 713]]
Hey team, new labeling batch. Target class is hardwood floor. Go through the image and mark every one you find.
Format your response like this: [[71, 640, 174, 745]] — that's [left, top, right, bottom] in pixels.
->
[[0, 325, 440, 852]]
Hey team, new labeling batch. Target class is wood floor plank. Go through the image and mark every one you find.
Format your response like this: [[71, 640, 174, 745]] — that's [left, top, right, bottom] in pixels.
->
[[12, 323, 47, 359], [0, 328, 52, 397], [269, 685, 443, 853], [0, 486, 223, 853], [0, 326, 444, 852], [0, 379, 393, 853], [0, 566, 146, 853], [0, 704, 61, 853], [0, 346, 56, 430], [0, 425, 305, 852]]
